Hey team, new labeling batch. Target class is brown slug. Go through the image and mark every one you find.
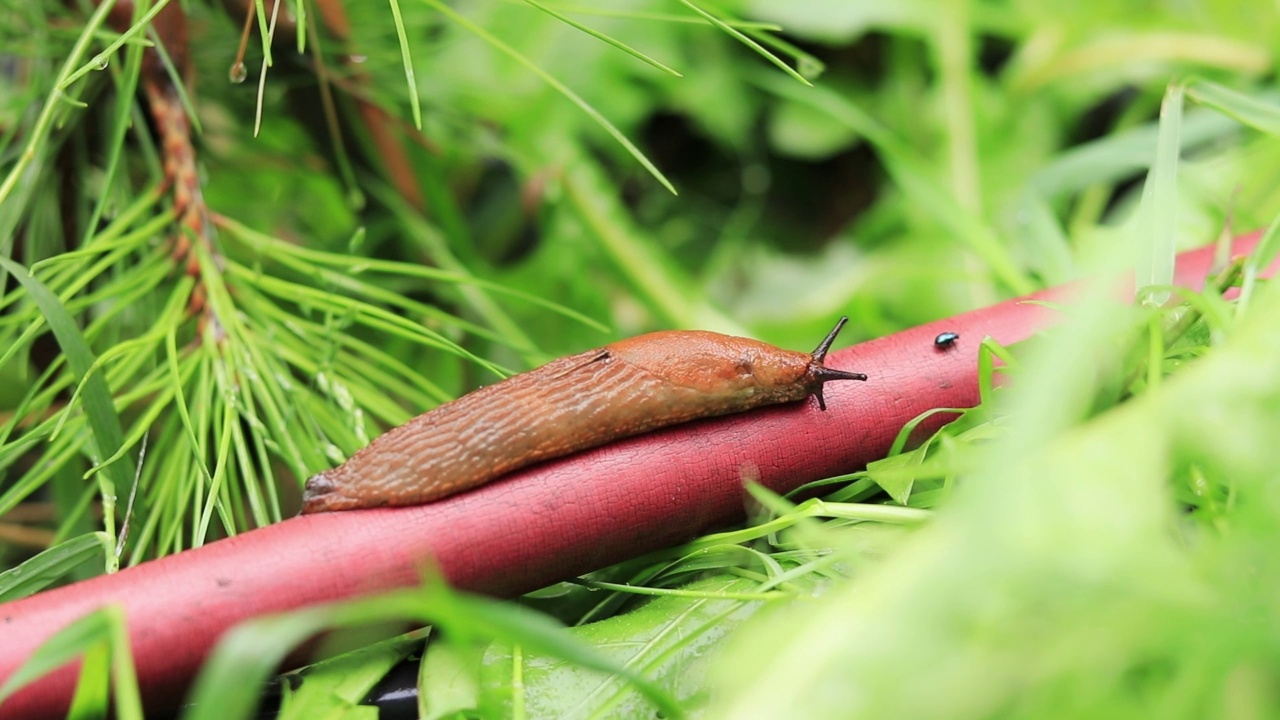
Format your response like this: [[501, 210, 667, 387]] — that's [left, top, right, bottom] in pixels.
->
[[301, 317, 867, 513]]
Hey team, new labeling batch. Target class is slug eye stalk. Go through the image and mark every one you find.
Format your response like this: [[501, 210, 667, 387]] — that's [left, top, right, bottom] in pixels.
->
[[811, 316, 849, 362], [809, 316, 868, 411]]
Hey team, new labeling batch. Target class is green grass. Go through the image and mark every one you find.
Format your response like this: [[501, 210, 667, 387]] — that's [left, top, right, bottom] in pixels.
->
[[3, 0, 1280, 718]]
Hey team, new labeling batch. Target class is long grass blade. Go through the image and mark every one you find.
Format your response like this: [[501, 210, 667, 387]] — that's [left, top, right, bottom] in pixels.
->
[[420, 0, 677, 195], [522, 0, 682, 77], [676, 0, 811, 86], [0, 257, 135, 495]]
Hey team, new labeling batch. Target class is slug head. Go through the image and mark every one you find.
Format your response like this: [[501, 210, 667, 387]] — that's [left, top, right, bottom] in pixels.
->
[[606, 317, 866, 411]]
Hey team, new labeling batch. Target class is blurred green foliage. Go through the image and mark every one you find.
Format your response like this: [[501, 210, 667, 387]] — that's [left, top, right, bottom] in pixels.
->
[[3, 0, 1280, 718]]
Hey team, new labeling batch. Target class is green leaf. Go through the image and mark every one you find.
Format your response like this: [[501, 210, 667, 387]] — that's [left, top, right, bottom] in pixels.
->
[[0, 533, 108, 602], [1187, 78, 1280, 135], [183, 580, 683, 720], [0, 257, 135, 499], [1134, 82, 1184, 303], [478, 577, 772, 718], [277, 632, 423, 719], [0, 605, 141, 719]]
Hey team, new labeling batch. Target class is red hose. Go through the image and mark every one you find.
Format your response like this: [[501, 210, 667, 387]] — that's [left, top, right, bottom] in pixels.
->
[[0, 235, 1264, 717]]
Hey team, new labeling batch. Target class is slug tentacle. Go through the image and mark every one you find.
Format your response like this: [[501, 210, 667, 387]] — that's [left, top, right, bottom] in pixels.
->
[[807, 316, 868, 411], [301, 319, 868, 513], [808, 366, 869, 411], [811, 315, 848, 362]]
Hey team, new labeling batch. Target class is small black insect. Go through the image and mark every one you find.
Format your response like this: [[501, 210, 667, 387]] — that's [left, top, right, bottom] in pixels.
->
[[934, 331, 959, 350]]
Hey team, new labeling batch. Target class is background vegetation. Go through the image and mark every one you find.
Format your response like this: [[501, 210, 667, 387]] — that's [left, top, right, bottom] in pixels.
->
[[3, 0, 1280, 717]]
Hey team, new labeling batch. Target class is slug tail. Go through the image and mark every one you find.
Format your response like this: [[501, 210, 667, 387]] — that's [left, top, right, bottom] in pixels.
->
[[301, 471, 378, 514]]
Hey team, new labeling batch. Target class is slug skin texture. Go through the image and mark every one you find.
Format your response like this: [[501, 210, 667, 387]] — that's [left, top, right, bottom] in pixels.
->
[[301, 324, 866, 512]]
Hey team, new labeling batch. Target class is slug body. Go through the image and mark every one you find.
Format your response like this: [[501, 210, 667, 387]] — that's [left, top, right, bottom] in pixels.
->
[[301, 319, 866, 513]]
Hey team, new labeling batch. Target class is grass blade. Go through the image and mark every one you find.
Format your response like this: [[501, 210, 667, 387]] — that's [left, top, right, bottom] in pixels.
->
[[0, 533, 108, 602], [58, 0, 170, 89], [386, 0, 424, 129], [0, 605, 141, 719], [1135, 82, 1184, 304], [420, 0, 677, 195], [522, 0, 682, 77], [0, 257, 135, 498], [1186, 77, 1280, 135], [677, 0, 811, 86]]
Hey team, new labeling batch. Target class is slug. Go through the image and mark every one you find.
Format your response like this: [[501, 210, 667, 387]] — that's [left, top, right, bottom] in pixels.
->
[[301, 317, 867, 513]]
